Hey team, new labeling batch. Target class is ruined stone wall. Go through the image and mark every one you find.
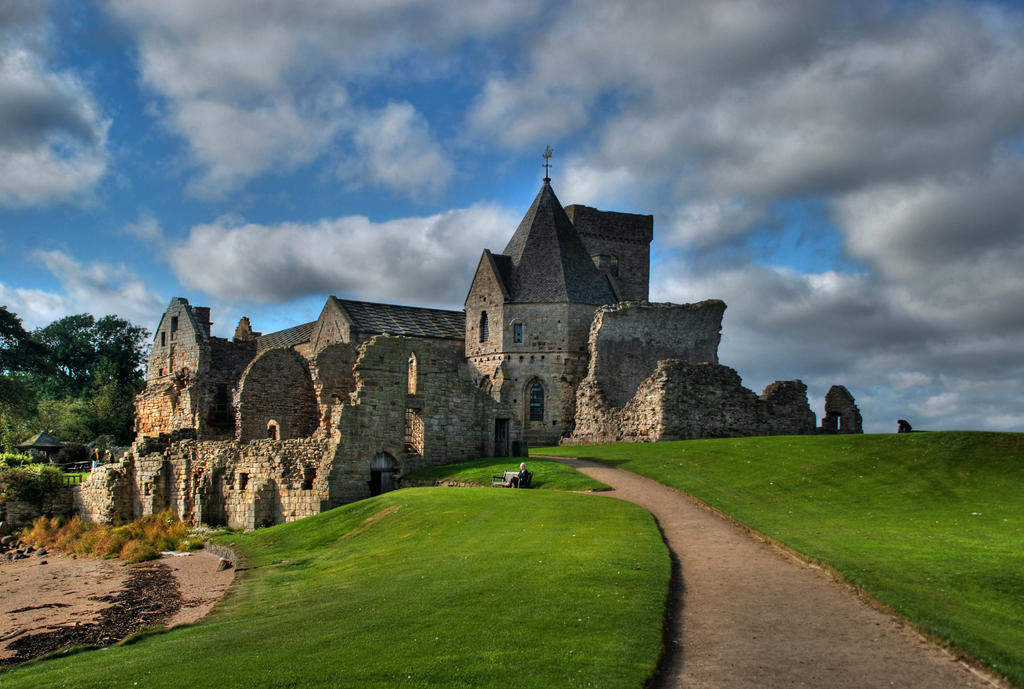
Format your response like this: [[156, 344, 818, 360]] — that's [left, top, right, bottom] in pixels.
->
[[1, 489, 76, 529], [197, 338, 257, 440], [565, 204, 653, 302], [567, 300, 818, 444], [821, 385, 863, 434], [147, 298, 206, 381], [586, 301, 725, 408], [311, 342, 357, 424], [74, 461, 137, 523], [135, 376, 198, 439], [236, 349, 319, 443], [568, 361, 816, 444], [327, 335, 506, 505], [77, 438, 331, 529]]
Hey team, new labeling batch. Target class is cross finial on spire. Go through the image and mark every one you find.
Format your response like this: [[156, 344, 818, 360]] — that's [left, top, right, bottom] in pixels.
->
[[542, 145, 553, 182]]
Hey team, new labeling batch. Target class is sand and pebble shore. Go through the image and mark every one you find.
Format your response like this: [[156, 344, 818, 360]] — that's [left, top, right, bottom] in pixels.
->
[[0, 543, 234, 666]]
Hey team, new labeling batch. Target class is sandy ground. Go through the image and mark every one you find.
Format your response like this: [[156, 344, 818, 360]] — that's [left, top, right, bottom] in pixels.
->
[[546, 456, 1007, 689], [0, 550, 234, 663]]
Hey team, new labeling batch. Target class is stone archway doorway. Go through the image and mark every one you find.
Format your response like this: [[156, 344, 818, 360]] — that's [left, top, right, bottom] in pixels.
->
[[369, 452, 397, 496]]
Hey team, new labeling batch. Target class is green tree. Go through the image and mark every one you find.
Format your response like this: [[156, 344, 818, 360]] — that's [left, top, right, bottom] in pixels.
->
[[0, 307, 44, 451], [32, 314, 148, 399]]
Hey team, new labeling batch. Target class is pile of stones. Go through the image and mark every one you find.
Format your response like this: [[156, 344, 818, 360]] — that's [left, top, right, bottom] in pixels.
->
[[0, 532, 47, 563]]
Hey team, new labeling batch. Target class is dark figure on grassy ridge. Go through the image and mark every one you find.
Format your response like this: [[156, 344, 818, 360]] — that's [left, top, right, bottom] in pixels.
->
[[898, 419, 913, 433]]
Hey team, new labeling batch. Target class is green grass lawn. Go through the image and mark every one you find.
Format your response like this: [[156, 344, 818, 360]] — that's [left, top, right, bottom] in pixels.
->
[[403, 457, 610, 492], [3, 488, 668, 689], [539, 431, 1024, 686]]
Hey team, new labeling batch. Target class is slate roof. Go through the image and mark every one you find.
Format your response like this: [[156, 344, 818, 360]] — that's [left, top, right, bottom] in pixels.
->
[[18, 431, 63, 449], [255, 300, 464, 352], [336, 299, 464, 340], [256, 321, 316, 352], [499, 181, 617, 304]]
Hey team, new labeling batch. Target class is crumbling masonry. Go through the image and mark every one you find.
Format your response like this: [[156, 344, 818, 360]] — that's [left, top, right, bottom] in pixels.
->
[[76, 177, 861, 529]]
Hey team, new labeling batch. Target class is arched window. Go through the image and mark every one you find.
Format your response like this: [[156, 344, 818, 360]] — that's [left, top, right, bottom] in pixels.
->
[[512, 322, 523, 343], [528, 381, 544, 421], [407, 352, 418, 394], [267, 420, 279, 440], [479, 311, 489, 342]]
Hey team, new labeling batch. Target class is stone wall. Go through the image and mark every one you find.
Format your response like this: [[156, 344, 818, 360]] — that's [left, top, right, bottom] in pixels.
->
[[468, 302, 597, 446], [135, 375, 197, 439], [565, 204, 653, 302], [81, 333, 510, 529], [0, 489, 76, 529], [326, 335, 505, 505], [566, 300, 818, 445], [821, 385, 863, 434], [236, 348, 319, 443], [568, 360, 817, 444], [585, 300, 725, 407]]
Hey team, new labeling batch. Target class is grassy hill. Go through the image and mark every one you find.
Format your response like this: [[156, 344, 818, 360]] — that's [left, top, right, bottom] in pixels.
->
[[2, 488, 669, 688], [539, 431, 1024, 686]]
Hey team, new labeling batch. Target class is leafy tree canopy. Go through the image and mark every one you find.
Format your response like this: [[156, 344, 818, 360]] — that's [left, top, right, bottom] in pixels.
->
[[0, 308, 149, 448], [0, 306, 46, 375], [32, 313, 149, 399]]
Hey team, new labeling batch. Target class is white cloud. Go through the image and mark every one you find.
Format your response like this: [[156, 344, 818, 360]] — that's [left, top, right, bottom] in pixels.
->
[[888, 371, 932, 392], [168, 204, 518, 308], [25, 251, 165, 329], [105, 0, 540, 198], [0, 284, 71, 331], [123, 213, 163, 241], [342, 102, 453, 199], [0, 9, 109, 206]]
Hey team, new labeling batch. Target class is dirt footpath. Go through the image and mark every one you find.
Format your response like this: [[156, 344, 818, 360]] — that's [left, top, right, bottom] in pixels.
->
[[548, 457, 1004, 689]]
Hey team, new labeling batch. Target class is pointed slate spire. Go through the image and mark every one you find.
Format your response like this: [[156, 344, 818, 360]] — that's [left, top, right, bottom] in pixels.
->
[[500, 181, 617, 304]]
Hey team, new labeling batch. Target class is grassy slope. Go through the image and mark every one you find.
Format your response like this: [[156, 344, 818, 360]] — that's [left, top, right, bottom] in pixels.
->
[[3, 488, 668, 689], [539, 431, 1024, 685], [403, 457, 610, 492]]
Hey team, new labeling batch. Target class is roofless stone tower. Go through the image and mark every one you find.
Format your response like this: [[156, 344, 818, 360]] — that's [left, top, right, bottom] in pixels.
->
[[464, 156, 653, 446]]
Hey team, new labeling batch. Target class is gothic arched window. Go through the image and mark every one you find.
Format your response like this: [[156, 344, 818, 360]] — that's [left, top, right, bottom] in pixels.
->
[[528, 381, 544, 421]]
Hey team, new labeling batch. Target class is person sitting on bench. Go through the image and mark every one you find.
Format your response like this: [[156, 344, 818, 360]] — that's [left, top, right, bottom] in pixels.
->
[[506, 462, 528, 488]]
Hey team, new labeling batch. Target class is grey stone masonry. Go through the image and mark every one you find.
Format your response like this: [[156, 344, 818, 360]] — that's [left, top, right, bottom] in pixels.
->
[[74, 174, 862, 530], [566, 301, 819, 444], [821, 385, 864, 434], [565, 204, 653, 302]]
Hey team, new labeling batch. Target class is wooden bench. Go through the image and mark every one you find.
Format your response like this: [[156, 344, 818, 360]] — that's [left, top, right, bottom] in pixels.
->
[[491, 470, 533, 488]]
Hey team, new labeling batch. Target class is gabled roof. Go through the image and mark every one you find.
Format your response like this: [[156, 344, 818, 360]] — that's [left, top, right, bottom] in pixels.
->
[[256, 321, 316, 352], [254, 298, 464, 353], [499, 181, 616, 304], [18, 431, 62, 449], [336, 299, 464, 340]]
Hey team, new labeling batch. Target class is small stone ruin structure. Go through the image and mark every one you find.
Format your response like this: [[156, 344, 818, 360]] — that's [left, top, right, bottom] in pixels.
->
[[74, 176, 861, 529]]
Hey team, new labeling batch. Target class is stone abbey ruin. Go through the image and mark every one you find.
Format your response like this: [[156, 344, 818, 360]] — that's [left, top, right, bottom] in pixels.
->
[[75, 177, 861, 529]]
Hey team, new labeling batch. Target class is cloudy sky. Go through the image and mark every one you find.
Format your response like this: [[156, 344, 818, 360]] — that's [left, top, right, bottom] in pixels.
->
[[2, 0, 1023, 433]]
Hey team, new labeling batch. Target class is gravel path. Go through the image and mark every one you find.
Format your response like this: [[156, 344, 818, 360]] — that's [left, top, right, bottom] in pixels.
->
[[546, 456, 1003, 689]]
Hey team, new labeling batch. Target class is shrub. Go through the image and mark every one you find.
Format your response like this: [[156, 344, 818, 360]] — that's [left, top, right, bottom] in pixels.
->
[[21, 509, 199, 563], [0, 452, 35, 468], [0, 463, 65, 505]]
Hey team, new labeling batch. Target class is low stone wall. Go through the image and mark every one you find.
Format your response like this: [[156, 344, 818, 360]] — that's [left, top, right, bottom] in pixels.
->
[[567, 361, 816, 444], [1, 487, 77, 529]]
